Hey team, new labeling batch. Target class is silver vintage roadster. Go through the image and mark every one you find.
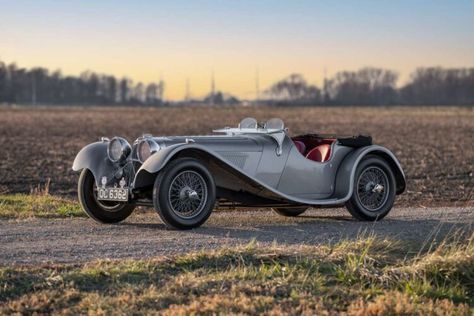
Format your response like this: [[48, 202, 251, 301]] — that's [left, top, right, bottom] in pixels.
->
[[72, 117, 405, 229]]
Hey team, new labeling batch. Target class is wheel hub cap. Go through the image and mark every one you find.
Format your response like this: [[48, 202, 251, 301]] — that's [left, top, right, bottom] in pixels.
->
[[179, 187, 199, 200], [372, 184, 384, 193], [168, 170, 207, 219]]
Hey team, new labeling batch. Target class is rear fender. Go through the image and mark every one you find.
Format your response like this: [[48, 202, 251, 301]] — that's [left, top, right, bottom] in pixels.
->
[[333, 145, 406, 201], [72, 142, 116, 187]]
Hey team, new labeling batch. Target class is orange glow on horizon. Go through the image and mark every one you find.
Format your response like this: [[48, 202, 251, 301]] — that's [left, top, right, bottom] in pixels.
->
[[1, 1, 473, 100]]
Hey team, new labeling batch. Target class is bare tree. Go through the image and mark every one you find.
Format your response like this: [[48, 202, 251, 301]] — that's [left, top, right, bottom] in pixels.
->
[[326, 68, 398, 105], [265, 74, 321, 105], [1, 59, 473, 106], [400, 67, 474, 105]]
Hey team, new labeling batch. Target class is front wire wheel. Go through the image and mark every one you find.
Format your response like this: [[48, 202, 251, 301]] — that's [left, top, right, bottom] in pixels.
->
[[78, 169, 135, 223], [168, 170, 208, 219], [153, 158, 216, 229]]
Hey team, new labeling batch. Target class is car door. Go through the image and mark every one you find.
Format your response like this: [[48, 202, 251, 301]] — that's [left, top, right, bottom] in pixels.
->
[[277, 140, 352, 199]]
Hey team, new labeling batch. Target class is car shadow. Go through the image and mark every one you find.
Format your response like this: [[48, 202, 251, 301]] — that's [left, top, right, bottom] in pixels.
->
[[120, 213, 473, 250], [120, 222, 168, 229], [299, 214, 355, 221]]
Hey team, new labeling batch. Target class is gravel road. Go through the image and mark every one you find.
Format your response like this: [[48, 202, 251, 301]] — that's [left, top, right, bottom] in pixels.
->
[[1, 206, 473, 265]]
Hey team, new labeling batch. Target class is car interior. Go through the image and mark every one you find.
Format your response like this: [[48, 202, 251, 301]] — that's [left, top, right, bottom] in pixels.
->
[[237, 117, 337, 163], [291, 136, 336, 163]]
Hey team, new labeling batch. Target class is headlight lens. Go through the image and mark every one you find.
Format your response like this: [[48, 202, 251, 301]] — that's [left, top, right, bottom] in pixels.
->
[[137, 138, 160, 163], [107, 137, 131, 163]]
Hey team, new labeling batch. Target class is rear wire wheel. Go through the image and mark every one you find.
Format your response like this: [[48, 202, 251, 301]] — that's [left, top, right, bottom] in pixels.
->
[[345, 156, 396, 221], [78, 169, 135, 223]]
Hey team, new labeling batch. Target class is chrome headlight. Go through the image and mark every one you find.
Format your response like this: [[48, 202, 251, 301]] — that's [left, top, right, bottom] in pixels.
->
[[137, 138, 161, 163], [107, 137, 131, 163]]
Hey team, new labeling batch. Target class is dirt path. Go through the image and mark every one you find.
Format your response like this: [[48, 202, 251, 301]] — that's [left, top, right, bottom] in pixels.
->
[[1, 207, 473, 265]]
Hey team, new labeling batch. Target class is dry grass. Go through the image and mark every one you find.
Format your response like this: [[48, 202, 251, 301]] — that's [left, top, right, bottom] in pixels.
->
[[1, 233, 472, 315], [0, 194, 83, 218], [0, 105, 472, 207]]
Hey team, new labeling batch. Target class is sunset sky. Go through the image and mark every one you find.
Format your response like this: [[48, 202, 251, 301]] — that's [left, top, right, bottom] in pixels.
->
[[1, 0, 473, 100]]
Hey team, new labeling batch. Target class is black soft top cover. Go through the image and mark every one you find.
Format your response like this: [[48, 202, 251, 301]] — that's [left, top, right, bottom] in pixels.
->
[[337, 135, 372, 147], [295, 134, 372, 148]]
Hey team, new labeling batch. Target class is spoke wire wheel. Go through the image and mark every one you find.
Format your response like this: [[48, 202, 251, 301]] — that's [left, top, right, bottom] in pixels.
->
[[78, 169, 135, 224], [356, 166, 389, 212], [345, 156, 396, 221], [168, 170, 208, 219], [153, 158, 216, 230]]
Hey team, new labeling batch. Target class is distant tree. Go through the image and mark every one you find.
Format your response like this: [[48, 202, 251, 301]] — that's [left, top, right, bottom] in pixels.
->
[[145, 83, 163, 105], [225, 95, 240, 105], [105, 76, 117, 104], [400, 67, 474, 105], [158, 80, 165, 101], [0, 59, 166, 106], [29, 67, 49, 105], [49, 70, 63, 104], [1, 58, 474, 106], [119, 78, 131, 104], [0, 61, 7, 101], [131, 83, 145, 104], [326, 68, 398, 105], [265, 74, 321, 105], [203, 91, 239, 105]]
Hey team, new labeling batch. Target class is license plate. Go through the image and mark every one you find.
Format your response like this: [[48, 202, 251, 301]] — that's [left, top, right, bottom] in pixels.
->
[[97, 188, 129, 202]]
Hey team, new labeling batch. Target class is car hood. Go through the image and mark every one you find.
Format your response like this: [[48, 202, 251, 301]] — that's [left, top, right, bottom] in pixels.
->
[[154, 135, 263, 152]]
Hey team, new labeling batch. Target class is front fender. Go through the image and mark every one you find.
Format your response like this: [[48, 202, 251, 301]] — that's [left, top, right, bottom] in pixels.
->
[[132, 143, 218, 188], [333, 145, 406, 201], [72, 142, 116, 186]]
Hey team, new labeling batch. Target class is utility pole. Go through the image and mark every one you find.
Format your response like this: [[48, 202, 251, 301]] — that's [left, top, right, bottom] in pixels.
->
[[158, 73, 165, 103], [211, 70, 215, 95], [323, 67, 328, 105], [185, 78, 190, 102], [210, 70, 215, 105], [255, 66, 260, 105]]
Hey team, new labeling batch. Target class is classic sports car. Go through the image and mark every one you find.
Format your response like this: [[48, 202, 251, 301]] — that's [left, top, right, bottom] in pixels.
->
[[72, 117, 405, 229]]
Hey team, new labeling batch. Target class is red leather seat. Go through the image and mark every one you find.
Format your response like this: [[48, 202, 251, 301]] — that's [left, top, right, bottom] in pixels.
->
[[293, 141, 306, 155], [306, 144, 331, 162]]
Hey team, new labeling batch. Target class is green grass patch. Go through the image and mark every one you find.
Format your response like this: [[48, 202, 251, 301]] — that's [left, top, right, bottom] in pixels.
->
[[1, 234, 472, 315], [0, 194, 83, 218]]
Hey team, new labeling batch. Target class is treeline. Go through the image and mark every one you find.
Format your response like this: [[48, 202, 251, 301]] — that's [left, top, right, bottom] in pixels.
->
[[1, 59, 473, 106], [0, 60, 164, 105], [265, 67, 474, 106]]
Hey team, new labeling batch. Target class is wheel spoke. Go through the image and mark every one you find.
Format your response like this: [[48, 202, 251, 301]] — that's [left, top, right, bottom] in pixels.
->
[[167, 170, 208, 219], [356, 166, 389, 212]]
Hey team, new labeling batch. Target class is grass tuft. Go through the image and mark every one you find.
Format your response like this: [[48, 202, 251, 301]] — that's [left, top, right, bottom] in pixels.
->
[[1, 233, 473, 314], [0, 194, 83, 218]]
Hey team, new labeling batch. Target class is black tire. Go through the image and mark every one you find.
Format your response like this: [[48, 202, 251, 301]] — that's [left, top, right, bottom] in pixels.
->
[[345, 156, 396, 221], [273, 207, 308, 217], [78, 169, 135, 223], [153, 158, 216, 230]]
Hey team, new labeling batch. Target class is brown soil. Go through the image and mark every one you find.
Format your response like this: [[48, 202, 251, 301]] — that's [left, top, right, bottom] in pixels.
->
[[0, 106, 472, 206]]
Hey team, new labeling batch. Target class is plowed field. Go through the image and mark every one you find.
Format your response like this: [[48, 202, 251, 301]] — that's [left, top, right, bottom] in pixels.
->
[[0, 106, 472, 206]]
